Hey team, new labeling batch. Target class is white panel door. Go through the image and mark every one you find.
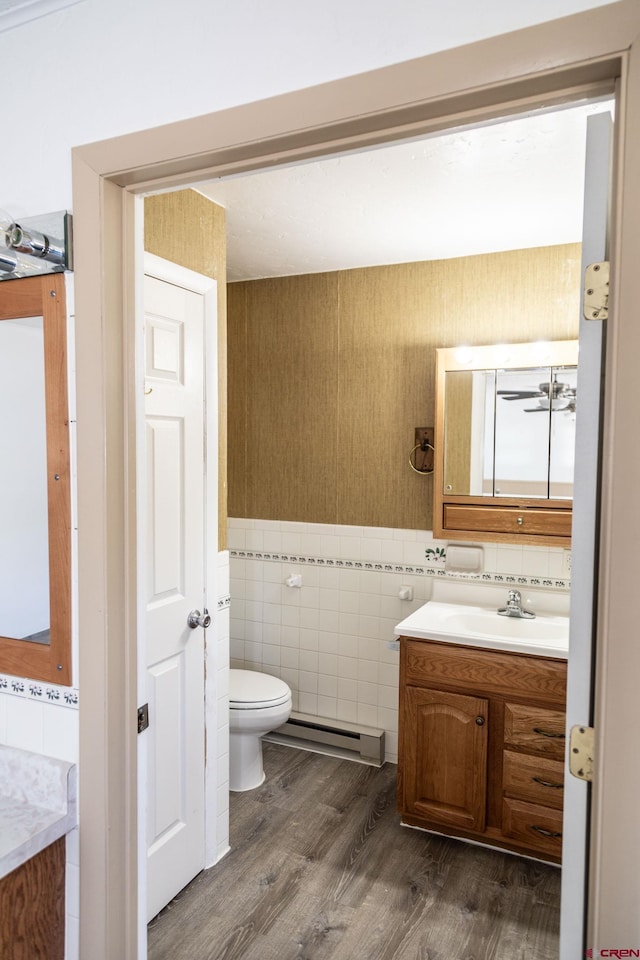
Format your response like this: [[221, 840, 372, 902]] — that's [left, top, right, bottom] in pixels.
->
[[560, 110, 612, 959], [144, 270, 206, 922]]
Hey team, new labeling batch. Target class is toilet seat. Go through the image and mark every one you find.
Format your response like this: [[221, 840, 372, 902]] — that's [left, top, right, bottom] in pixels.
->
[[229, 668, 291, 710]]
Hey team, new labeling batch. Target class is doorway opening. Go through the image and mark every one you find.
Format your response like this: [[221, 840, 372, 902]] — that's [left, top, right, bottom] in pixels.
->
[[140, 92, 616, 960]]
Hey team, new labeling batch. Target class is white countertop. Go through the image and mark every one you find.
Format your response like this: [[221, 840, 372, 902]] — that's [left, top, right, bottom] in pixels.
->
[[0, 746, 77, 880], [394, 581, 569, 660]]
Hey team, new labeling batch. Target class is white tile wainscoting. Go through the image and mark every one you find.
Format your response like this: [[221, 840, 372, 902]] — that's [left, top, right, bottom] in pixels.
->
[[228, 519, 571, 763]]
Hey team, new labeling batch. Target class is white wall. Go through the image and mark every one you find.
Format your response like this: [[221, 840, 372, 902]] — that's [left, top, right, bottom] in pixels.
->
[[0, 0, 615, 217]]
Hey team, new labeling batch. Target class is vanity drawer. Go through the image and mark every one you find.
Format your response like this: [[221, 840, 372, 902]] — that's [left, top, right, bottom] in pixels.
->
[[503, 750, 564, 809], [502, 798, 563, 859], [402, 640, 566, 703], [504, 703, 567, 758], [443, 504, 572, 539]]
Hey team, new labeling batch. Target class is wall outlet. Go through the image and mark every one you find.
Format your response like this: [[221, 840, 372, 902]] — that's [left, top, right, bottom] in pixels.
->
[[413, 427, 434, 473], [562, 551, 572, 578]]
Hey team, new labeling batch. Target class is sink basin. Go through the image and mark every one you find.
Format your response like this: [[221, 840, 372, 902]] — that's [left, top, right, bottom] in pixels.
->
[[394, 600, 569, 658], [444, 610, 568, 642]]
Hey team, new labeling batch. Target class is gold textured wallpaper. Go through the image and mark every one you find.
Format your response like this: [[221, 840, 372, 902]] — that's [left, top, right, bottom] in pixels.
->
[[144, 189, 228, 549], [229, 243, 581, 531]]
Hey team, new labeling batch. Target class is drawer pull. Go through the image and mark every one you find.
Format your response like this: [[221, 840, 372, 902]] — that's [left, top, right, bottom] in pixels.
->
[[475, 716, 485, 726], [532, 776, 563, 789], [533, 727, 566, 739], [530, 825, 562, 839]]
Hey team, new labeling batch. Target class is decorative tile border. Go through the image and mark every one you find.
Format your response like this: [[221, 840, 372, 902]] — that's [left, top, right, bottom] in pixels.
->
[[0, 674, 79, 708], [229, 550, 570, 591], [217, 594, 231, 611]]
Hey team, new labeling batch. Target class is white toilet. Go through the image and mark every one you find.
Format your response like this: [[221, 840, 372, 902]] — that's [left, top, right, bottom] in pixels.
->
[[229, 669, 292, 791]]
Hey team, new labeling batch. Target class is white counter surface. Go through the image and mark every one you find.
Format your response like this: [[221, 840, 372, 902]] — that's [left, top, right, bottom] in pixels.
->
[[394, 581, 569, 660], [0, 745, 76, 880]]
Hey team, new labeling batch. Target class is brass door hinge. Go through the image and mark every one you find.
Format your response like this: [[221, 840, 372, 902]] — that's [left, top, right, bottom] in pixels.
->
[[569, 724, 594, 782], [584, 261, 610, 320]]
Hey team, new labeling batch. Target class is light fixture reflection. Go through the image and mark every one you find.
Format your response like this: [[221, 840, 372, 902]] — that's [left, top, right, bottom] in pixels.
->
[[454, 346, 475, 365], [532, 341, 553, 364], [494, 344, 511, 366]]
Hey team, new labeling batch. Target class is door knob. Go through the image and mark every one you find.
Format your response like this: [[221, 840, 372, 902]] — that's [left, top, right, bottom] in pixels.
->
[[187, 608, 211, 629]]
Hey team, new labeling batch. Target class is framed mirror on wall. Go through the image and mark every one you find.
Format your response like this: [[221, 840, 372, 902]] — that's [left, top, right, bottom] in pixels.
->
[[433, 340, 578, 545], [443, 363, 578, 499], [0, 274, 71, 684]]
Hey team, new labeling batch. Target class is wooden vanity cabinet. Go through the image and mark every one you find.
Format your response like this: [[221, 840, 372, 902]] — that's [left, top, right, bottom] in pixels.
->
[[0, 838, 65, 959], [398, 638, 567, 862]]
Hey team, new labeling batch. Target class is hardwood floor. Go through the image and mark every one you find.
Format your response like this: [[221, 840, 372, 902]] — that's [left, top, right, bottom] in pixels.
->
[[148, 744, 560, 960]]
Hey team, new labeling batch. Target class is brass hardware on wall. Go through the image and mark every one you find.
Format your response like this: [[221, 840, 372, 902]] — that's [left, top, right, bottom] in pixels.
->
[[410, 427, 435, 475]]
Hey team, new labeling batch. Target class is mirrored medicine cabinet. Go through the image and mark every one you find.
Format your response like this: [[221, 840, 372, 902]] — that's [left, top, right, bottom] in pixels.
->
[[433, 340, 578, 545], [0, 274, 71, 684]]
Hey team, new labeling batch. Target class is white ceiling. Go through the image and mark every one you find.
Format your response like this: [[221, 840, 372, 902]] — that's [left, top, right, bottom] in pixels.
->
[[197, 100, 611, 283]]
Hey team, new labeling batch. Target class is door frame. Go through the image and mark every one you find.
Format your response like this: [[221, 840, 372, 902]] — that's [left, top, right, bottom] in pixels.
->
[[72, 4, 640, 957]]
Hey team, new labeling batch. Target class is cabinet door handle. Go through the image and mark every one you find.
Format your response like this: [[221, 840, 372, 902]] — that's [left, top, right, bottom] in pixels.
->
[[530, 825, 563, 839], [532, 727, 565, 739], [532, 776, 563, 789], [475, 716, 485, 726]]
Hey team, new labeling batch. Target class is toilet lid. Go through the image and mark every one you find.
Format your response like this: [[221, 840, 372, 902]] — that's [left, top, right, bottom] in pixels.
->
[[229, 669, 291, 709]]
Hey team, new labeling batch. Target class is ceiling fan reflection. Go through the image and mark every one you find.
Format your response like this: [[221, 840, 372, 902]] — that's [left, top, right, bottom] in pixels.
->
[[498, 380, 576, 413]]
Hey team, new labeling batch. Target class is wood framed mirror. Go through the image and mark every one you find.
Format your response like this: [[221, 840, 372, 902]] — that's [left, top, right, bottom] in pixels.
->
[[433, 340, 578, 546], [0, 274, 71, 685]]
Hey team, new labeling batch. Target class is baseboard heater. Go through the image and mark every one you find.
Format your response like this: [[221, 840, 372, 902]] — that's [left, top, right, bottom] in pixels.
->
[[264, 711, 385, 767]]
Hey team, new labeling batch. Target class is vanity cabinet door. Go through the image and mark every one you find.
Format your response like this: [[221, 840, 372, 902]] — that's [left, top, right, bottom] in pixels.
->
[[403, 685, 488, 832]]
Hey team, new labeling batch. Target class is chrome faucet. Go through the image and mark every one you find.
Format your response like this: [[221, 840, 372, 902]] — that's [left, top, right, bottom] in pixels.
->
[[498, 589, 535, 619]]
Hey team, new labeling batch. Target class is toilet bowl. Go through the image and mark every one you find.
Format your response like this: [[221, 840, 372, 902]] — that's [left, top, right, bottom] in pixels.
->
[[229, 669, 292, 791]]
